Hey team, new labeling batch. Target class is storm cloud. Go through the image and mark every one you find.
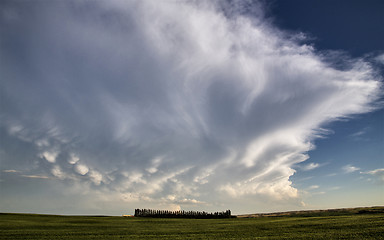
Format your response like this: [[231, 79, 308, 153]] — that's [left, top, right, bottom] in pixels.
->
[[0, 0, 381, 213]]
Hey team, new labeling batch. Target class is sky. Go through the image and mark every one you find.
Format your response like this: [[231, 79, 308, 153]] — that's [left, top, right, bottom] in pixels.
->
[[0, 0, 383, 215]]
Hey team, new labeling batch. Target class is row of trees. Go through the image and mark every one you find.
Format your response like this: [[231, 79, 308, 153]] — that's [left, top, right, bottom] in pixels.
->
[[134, 209, 232, 218]]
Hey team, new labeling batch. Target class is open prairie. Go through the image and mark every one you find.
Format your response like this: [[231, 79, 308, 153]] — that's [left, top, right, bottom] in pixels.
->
[[1, 207, 383, 239]]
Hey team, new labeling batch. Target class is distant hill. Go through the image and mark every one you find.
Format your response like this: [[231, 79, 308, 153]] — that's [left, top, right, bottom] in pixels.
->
[[237, 206, 384, 218]]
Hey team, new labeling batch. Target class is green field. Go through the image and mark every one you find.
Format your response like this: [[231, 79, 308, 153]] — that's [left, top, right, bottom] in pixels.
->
[[1, 208, 384, 239]]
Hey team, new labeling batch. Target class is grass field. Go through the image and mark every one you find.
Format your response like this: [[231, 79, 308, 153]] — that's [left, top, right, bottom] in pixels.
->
[[1, 207, 384, 239]]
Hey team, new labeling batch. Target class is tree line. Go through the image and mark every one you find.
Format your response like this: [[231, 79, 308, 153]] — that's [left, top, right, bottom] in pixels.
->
[[134, 209, 232, 218]]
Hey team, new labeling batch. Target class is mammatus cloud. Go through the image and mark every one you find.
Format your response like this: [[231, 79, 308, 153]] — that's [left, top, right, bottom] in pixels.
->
[[40, 151, 59, 163], [75, 164, 89, 176], [0, 0, 382, 213]]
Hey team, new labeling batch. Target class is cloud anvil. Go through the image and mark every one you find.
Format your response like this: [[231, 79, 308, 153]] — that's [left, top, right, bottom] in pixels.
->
[[0, 0, 382, 214]]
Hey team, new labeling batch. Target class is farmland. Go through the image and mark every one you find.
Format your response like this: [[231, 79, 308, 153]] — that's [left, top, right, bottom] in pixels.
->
[[1, 207, 383, 239]]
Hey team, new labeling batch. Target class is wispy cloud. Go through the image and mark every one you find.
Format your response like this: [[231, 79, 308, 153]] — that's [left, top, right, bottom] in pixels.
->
[[375, 54, 384, 65], [21, 175, 50, 179], [313, 191, 326, 195], [2, 170, 50, 179], [350, 130, 366, 138], [308, 185, 319, 190], [342, 164, 361, 173], [301, 163, 320, 171], [349, 127, 370, 141], [2, 170, 21, 173], [361, 168, 384, 182], [326, 173, 338, 177]]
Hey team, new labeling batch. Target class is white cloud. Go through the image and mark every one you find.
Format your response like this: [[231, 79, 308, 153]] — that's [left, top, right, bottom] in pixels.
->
[[164, 204, 181, 212], [75, 163, 89, 176], [88, 170, 103, 185], [350, 130, 366, 138], [40, 151, 59, 163], [177, 198, 204, 205], [0, 0, 382, 213], [349, 127, 370, 141], [51, 166, 66, 180], [121, 192, 141, 203], [2, 169, 21, 173], [313, 191, 326, 195], [21, 175, 50, 179], [342, 164, 361, 173], [68, 153, 80, 165], [146, 167, 157, 174], [146, 156, 163, 174], [35, 138, 49, 148], [326, 173, 338, 177], [375, 54, 384, 65], [302, 163, 320, 171], [361, 168, 384, 182], [193, 168, 214, 184], [308, 185, 320, 190], [123, 172, 146, 185]]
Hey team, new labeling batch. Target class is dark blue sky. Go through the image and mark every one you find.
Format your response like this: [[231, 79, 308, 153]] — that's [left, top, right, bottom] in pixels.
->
[[269, 0, 383, 207], [269, 0, 383, 163], [268, 0, 384, 56]]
